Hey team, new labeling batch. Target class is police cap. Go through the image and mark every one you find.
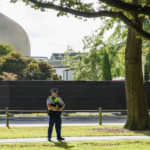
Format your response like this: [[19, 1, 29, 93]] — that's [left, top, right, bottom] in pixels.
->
[[50, 88, 59, 93]]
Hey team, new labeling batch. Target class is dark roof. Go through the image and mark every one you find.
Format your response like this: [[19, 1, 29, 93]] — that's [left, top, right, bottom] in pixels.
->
[[48, 60, 66, 68], [26, 56, 49, 62], [50, 52, 79, 60], [33, 56, 49, 62]]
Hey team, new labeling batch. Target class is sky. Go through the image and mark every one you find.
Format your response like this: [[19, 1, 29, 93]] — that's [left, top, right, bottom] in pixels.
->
[[0, 0, 101, 58]]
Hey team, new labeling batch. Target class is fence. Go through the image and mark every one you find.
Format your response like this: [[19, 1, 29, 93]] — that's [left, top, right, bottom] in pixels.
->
[[0, 81, 150, 112]]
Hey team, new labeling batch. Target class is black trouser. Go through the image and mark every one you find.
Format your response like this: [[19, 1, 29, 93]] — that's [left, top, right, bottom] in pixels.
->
[[48, 111, 62, 139]]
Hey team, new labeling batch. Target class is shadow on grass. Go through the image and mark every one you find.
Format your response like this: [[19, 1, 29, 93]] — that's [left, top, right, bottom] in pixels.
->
[[123, 126, 150, 136], [123, 124, 150, 136], [53, 142, 74, 150], [131, 130, 150, 136]]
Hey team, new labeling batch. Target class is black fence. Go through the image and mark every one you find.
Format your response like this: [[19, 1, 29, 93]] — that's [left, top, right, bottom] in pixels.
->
[[0, 81, 150, 111]]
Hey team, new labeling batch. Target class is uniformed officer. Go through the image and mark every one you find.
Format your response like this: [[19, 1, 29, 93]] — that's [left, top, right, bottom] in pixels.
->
[[47, 88, 65, 142]]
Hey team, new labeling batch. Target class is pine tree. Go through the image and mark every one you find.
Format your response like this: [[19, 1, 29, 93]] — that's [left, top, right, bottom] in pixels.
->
[[102, 52, 112, 80]]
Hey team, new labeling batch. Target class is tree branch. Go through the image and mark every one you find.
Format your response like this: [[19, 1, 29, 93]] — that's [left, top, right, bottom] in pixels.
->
[[27, 0, 150, 40], [100, 0, 150, 15]]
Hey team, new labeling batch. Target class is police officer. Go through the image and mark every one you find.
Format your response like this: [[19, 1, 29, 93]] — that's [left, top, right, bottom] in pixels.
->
[[47, 88, 65, 142]]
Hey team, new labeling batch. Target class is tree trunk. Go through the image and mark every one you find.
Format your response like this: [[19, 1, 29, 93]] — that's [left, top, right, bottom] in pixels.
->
[[124, 22, 150, 130]]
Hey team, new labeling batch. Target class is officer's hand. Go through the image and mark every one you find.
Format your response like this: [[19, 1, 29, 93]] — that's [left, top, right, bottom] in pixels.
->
[[58, 108, 62, 112], [55, 108, 59, 111], [53, 107, 58, 111]]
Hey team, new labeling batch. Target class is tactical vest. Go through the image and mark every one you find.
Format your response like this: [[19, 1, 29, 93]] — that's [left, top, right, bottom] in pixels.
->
[[48, 96, 62, 111]]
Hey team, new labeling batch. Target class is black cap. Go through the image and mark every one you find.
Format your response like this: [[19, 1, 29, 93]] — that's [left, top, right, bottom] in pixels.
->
[[50, 88, 59, 93]]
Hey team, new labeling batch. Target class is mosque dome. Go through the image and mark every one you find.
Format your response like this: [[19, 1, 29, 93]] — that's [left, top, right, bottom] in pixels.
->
[[0, 13, 30, 56]]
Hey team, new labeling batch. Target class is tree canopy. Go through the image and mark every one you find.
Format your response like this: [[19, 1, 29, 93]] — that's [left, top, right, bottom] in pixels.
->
[[63, 18, 126, 80], [63, 15, 150, 81], [0, 43, 15, 56], [11, 0, 150, 40], [0, 43, 61, 80]]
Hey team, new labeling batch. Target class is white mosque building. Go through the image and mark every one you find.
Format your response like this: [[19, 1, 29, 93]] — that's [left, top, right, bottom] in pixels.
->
[[0, 13, 30, 56]]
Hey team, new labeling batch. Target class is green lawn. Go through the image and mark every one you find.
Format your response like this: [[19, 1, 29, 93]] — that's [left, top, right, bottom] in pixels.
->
[[0, 140, 150, 150], [0, 125, 150, 139]]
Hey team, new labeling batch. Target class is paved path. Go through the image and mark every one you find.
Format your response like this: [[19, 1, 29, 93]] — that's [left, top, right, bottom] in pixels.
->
[[0, 115, 126, 126], [0, 136, 150, 143]]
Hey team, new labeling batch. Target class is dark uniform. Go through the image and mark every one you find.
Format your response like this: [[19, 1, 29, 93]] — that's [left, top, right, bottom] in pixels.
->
[[47, 88, 65, 141]]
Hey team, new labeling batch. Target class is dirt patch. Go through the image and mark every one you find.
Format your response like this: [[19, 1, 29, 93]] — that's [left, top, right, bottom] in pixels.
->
[[89, 127, 150, 133], [89, 127, 131, 133]]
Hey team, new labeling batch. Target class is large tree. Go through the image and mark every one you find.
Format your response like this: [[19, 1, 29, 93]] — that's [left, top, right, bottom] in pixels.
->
[[12, 0, 150, 130], [124, 0, 150, 130]]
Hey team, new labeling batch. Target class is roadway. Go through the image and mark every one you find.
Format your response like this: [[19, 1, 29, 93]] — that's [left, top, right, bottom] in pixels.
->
[[0, 114, 126, 126]]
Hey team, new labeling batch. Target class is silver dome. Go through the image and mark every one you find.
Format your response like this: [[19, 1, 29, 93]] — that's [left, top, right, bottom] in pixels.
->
[[0, 13, 31, 56]]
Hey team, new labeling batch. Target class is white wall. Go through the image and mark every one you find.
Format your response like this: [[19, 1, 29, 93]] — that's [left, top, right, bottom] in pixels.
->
[[55, 68, 74, 80], [55, 68, 68, 79], [63, 70, 74, 80]]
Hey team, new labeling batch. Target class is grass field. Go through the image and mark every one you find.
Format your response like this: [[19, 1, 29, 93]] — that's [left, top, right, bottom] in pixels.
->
[[0, 125, 150, 139], [0, 140, 150, 150]]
